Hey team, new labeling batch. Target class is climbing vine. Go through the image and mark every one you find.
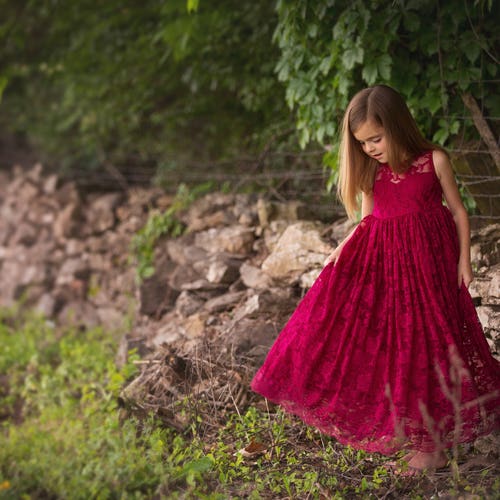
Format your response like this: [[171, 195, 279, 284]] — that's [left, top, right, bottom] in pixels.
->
[[273, 0, 498, 172]]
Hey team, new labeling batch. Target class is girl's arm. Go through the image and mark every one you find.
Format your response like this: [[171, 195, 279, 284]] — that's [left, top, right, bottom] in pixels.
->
[[432, 149, 473, 288], [324, 191, 374, 266]]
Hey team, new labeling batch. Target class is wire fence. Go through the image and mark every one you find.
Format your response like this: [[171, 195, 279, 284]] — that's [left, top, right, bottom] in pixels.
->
[[54, 95, 500, 222]]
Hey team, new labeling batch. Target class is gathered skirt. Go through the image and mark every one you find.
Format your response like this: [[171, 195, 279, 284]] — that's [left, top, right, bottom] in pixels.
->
[[251, 207, 500, 454]]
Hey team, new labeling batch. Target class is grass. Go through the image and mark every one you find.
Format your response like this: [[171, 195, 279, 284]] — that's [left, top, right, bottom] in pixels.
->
[[0, 306, 499, 499]]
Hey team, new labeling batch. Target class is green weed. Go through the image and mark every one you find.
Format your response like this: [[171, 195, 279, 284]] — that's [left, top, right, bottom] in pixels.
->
[[130, 182, 215, 282], [1, 308, 499, 499]]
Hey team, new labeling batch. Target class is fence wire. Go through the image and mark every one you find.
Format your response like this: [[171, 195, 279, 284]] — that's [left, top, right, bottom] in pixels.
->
[[64, 106, 499, 220]]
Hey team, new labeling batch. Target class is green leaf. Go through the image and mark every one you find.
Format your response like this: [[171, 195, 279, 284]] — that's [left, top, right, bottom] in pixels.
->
[[318, 55, 332, 75], [298, 127, 310, 149], [316, 125, 325, 143], [342, 48, 356, 70], [362, 63, 378, 85], [338, 76, 351, 96], [276, 59, 291, 82], [342, 46, 363, 70], [181, 456, 213, 475], [0, 76, 8, 103], [486, 62, 497, 77], [377, 54, 391, 80], [403, 12, 420, 32], [308, 24, 318, 38], [432, 128, 449, 145], [422, 89, 442, 114], [450, 120, 460, 135], [186, 0, 199, 13], [462, 41, 481, 64]]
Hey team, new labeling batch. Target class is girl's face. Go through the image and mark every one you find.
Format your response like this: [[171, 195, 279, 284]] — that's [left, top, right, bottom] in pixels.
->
[[353, 120, 388, 163]]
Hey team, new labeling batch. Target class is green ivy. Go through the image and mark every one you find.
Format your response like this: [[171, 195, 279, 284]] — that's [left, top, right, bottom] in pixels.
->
[[273, 0, 498, 174]]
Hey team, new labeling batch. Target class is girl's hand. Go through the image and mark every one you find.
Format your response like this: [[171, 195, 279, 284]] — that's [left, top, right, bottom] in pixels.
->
[[458, 257, 474, 288], [324, 246, 342, 266]]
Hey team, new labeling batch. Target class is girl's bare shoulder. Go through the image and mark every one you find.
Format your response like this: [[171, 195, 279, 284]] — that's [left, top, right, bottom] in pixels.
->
[[431, 149, 452, 180]]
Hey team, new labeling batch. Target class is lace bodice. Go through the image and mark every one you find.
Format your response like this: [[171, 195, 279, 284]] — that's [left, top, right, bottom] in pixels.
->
[[372, 151, 443, 218]]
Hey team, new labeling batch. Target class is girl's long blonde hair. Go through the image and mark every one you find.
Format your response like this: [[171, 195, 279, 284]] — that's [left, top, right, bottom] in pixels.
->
[[338, 85, 437, 219]]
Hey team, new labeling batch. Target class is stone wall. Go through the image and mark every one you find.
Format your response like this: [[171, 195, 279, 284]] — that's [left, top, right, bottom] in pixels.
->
[[0, 164, 499, 364]]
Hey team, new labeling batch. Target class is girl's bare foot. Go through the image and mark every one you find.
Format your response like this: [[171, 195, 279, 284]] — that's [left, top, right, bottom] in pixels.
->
[[398, 451, 449, 476], [407, 451, 448, 470], [386, 450, 448, 476]]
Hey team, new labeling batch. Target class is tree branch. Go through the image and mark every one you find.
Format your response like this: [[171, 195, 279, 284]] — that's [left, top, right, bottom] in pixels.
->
[[461, 92, 500, 172]]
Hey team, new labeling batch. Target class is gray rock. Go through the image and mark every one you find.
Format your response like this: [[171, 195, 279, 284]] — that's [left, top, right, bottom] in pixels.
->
[[58, 301, 100, 328], [299, 267, 323, 289], [239, 262, 272, 289], [165, 239, 207, 266], [329, 217, 357, 244], [150, 311, 208, 346], [13, 179, 39, 204], [187, 210, 234, 232], [180, 279, 227, 293], [21, 263, 50, 286], [65, 239, 86, 257], [477, 305, 500, 332], [97, 307, 125, 331], [53, 202, 82, 240], [25, 163, 43, 183], [204, 291, 245, 313], [169, 265, 203, 292], [139, 256, 179, 317], [205, 254, 242, 284], [232, 288, 294, 322], [226, 317, 279, 363], [85, 192, 123, 234], [487, 265, 500, 303], [175, 291, 205, 317], [117, 214, 145, 234], [256, 198, 303, 228], [151, 311, 184, 346], [182, 312, 208, 339], [470, 264, 500, 307], [471, 223, 500, 268], [43, 174, 59, 194], [194, 225, 255, 255], [19, 284, 46, 306], [182, 192, 237, 231], [0, 224, 14, 246], [87, 253, 108, 271], [56, 257, 91, 286], [261, 221, 332, 284], [25, 197, 59, 226], [262, 220, 289, 252], [10, 222, 38, 246], [126, 186, 163, 209], [54, 181, 80, 206], [35, 293, 58, 317]]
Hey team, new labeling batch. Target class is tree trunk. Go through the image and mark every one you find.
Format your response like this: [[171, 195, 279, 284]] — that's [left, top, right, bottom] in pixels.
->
[[453, 93, 500, 221]]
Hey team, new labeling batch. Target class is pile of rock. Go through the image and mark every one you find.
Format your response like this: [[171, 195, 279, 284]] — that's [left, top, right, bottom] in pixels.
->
[[124, 191, 352, 365], [0, 164, 350, 362], [0, 164, 157, 330], [0, 163, 499, 368], [470, 223, 500, 352]]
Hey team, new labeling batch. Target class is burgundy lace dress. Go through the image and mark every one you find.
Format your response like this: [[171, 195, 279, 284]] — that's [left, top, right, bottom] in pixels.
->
[[251, 150, 500, 454]]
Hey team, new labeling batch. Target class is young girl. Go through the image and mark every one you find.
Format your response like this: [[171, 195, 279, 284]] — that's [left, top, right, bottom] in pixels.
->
[[251, 85, 500, 473]]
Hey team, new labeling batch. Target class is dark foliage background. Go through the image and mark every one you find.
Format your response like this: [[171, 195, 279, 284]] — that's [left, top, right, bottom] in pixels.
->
[[0, 0, 498, 199]]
